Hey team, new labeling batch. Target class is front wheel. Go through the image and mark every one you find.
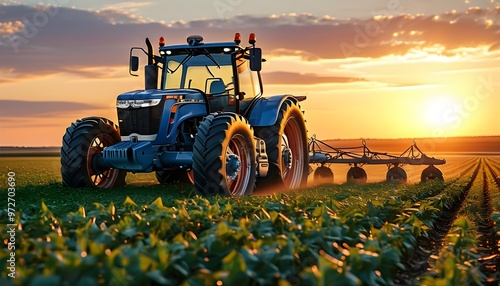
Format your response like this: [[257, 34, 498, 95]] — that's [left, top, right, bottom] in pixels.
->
[[61, 117, 126, 188], [254, 99, 309, 189], [193, 113, 256, 196]]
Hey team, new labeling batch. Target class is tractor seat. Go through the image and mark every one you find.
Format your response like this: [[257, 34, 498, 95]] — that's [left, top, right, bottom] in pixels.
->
[[206, 79, 252, 113], [222, 98, 252, 113]]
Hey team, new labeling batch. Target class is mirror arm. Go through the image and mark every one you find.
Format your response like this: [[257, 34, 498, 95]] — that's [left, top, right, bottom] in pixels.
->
[[129, 47, 150, 76]]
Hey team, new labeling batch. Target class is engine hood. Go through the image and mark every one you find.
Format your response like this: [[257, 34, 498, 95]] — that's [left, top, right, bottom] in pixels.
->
[[117, 89, 204, 101]]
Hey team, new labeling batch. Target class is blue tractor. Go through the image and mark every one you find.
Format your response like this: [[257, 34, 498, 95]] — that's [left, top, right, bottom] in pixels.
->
[[61, 33, 309, 196]]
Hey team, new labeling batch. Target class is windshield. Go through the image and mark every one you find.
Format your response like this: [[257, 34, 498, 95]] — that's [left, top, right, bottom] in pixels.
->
[[162, 53, 233, 93], [161, 48, 261, 98]]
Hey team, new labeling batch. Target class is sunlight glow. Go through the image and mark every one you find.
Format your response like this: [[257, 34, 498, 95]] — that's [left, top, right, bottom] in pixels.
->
[[422, 95, 459, 128]]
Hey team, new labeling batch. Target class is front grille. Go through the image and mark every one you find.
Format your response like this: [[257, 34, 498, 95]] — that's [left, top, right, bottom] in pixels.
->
[[117, 101, 164, 136]]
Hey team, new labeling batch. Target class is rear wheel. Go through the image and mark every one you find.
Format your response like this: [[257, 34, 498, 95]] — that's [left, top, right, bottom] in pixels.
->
[[61, 117, 126, 188], [314, 166, 334, 184], [421, 165, 444, 182], [193, 113, 256, 196], [386, 166, 407, 183], [254, 99, 309, 189], [347, 166, 367, 183]]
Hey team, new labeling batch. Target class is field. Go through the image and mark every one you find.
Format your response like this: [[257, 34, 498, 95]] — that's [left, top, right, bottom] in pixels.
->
[[1, 150, 500, 285]]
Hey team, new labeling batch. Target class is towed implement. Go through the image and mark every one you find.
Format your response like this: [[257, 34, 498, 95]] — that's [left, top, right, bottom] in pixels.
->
[[309, 136, 446, 183]]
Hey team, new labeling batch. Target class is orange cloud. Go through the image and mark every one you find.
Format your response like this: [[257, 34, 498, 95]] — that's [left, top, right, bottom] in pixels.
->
[[0, 5, 498, 82], [0, 100, 105, 117], [262, 71, 365, 85]]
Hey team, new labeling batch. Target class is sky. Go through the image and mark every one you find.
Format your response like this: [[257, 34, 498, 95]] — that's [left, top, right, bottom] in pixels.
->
[[0, 0, 499, 146]]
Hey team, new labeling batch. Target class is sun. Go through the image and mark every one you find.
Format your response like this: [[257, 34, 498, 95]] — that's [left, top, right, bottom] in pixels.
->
[[422, 95, 458, 128]]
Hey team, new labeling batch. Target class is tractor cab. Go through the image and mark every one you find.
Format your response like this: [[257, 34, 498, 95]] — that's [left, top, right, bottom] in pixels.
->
[[130, 33, 263, 114]]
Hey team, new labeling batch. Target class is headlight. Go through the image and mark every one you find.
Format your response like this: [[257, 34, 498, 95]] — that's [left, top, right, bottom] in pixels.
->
[[116, 99, 162, 109]]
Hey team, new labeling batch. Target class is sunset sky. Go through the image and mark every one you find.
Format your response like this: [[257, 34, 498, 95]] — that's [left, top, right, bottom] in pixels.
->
[[0, 0, 499, 146]]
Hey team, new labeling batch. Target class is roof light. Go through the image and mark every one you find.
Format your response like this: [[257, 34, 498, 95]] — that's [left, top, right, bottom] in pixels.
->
[[187, 35, 203, 46], [159, 36, 165, 47], [249, 33, 256, 45], [234, 33, 241, 45]]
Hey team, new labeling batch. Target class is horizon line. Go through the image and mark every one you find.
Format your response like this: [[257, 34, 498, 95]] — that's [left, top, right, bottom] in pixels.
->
[[1, 134, 500, 149]]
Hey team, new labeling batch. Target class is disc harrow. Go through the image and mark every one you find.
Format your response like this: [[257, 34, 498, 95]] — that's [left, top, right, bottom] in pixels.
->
[[308, 136, 446, 183]]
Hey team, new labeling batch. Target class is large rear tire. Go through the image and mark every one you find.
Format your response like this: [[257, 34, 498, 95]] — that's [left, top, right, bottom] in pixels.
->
[[254, 99, 309, 189], [193, 113, 256, 196], [61, 117, 126, 188]]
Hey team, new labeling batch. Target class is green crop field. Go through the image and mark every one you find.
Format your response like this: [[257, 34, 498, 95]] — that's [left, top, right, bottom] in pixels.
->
[[1, 156, 499, 285]]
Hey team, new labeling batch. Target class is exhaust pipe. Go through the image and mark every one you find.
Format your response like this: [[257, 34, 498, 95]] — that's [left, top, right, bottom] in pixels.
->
[[144, 37, 158, 90], [146, 38, 153, 65]]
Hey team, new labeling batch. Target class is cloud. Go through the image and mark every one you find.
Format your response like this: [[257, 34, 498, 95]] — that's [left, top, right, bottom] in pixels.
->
[[102, 2, 154, 14], [0, 5, 498, 82], [0, 4, 164, 79], [262, 71, 365, 85], [0, 20, 24, 34], [0, 100, 105, 117], [489, 41, 500, 51]]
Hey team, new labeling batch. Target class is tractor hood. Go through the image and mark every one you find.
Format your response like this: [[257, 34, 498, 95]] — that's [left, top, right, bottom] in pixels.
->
[[117, 89, 205, 101], [115, 88, 209, 144]]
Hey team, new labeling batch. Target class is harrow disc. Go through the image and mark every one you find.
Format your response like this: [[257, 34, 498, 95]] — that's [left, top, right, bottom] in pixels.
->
[[347, 166, 367, 183], [386, 166, 407, 183], [314, 166, 334, 185], [421, 165, 444, 182]]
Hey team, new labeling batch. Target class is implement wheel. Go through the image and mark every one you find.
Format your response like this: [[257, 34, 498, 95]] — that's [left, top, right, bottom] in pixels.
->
[[386, 166, 407, 183], [421, 165, 444, 183], [61, 117, 126, 188], [314, 166, 334, 185], [347, 166, 367, 183], [254, 99, 309, 189], [193, 113, 256, 196]]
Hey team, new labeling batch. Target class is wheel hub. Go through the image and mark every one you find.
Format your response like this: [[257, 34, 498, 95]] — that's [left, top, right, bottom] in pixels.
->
[[282, 147, 293, 170], [226, 154, 241, 180]]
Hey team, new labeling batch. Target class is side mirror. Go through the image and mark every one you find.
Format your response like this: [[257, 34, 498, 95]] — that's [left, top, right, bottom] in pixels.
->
[[130, 56, 139, 73], [249, 48, 262, 71]]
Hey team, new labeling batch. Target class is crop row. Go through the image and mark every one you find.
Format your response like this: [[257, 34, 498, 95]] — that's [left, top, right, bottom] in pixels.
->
[[456, 163, 497, 284], [0, 199, 382, 285], [1, 158, 498, 285], [414, 158, 500, 285], [395, 161, 482, 285], [440, 157, 479, 180], [0, 180, 462, 286]]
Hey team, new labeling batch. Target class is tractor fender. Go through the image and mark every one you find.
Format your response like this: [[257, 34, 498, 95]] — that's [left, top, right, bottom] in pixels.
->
[[247, 95, 305, 127]]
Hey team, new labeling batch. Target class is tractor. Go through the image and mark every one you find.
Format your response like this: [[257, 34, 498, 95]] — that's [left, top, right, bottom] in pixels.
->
[[61, 33, 309, 196]]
